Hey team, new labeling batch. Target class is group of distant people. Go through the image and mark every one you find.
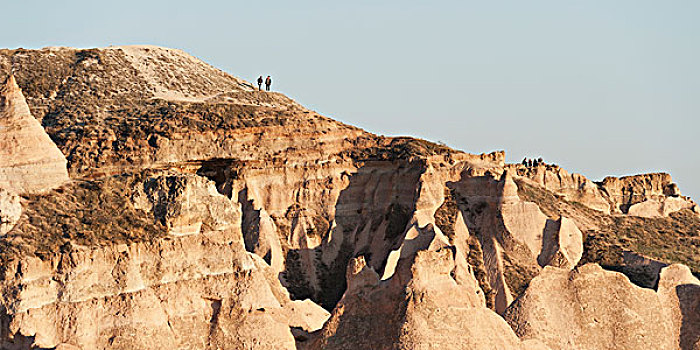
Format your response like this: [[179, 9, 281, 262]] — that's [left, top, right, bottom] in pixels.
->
[[522, 157, 545, 167], [257, 75, 272, 91]]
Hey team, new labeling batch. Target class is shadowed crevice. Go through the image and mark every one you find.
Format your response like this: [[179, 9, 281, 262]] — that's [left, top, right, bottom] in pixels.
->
[[677, 284, 700, 350]]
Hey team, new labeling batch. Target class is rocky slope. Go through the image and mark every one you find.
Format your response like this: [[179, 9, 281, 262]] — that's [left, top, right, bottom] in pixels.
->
[[0, 46, 698, 350]]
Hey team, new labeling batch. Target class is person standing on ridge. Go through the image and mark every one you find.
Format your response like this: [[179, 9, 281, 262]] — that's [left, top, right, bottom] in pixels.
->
[[265, 75, 272, 91], [257, 76, 263, 90]]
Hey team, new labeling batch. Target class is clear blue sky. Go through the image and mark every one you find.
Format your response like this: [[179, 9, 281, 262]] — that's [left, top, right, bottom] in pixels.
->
[[4, 1, 699, 200]]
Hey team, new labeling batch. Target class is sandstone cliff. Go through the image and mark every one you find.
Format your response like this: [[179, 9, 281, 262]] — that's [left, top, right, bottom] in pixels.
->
[[1, 173, 329, 349], [0, 46, 698, 350]]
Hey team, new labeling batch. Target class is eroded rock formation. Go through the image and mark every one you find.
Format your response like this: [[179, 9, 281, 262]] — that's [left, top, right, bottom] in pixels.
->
[[509, 164, 698, 217], [508, 164, 611, 213], [0, 75, 69, 194], [307, 251, 542, 350], [658, 265, 700, 350], [0, 46, 698, 350], [0, 173, 328, 349], [504, 264, 677, 350]]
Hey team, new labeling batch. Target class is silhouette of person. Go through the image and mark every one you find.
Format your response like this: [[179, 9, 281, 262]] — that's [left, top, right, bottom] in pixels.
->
[[265, 76, 272, 91], [522, 158, 528, 166], [257, 76, 263, 90]]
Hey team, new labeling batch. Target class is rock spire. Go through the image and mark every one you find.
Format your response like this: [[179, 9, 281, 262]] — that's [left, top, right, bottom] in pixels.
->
[[0, 74, 69, 194]]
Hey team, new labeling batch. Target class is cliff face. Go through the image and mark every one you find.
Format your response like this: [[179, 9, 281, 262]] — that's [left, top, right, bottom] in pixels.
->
[[0, 46, 698, 350], [1, 173, 330, 350]]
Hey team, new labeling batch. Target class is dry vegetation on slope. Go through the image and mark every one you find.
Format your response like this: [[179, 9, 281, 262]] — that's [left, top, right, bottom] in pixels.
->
[[517, 180, 700, 280], [1, 173, 166, 262]]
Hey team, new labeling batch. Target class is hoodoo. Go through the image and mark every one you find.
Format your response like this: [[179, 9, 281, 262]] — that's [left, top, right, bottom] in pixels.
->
[[0, 74, 69, 194]]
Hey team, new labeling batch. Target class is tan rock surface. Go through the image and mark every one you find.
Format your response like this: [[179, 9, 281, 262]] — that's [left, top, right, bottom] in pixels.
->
[[0, 47, 367, 178], [500, 172, 548, 257], [0, 75, 69, 194], [508, 164, 611, 212], [600, 173, 697, 216], [308, 251, 541, 350], [509, 165, 697, 217], [504, 264, 676, 350], [628, 197, 698, 218], [517, 178, 700, 288], [537, 216, 583, 269], [0, 188, 21, 235], [133, 173, 241, 237], [0, 173, 327, 349], [658, 264, 700, 350], [281, 299, 331, 333]]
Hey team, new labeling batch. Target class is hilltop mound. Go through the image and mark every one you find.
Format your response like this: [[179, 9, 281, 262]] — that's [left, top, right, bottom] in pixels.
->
[[0, 46, 698, 350]]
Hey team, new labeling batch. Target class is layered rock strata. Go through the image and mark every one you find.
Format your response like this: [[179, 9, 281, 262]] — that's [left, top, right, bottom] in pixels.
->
[[0, 47, 367, 178]]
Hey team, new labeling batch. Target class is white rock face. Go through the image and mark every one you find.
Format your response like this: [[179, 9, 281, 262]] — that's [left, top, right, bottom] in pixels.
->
[[0, 75, 69, 194], [601, 173, 697, 217], [489, 172, 585, 311], [500, 196, 548, 259], [283, 299, 331, 333], [510, 165, 698, 218], [0, 188, 21, 235]]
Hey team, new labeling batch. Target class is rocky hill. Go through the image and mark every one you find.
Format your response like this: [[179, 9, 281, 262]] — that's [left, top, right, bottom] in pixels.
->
[[0, 46, 698, 350]]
